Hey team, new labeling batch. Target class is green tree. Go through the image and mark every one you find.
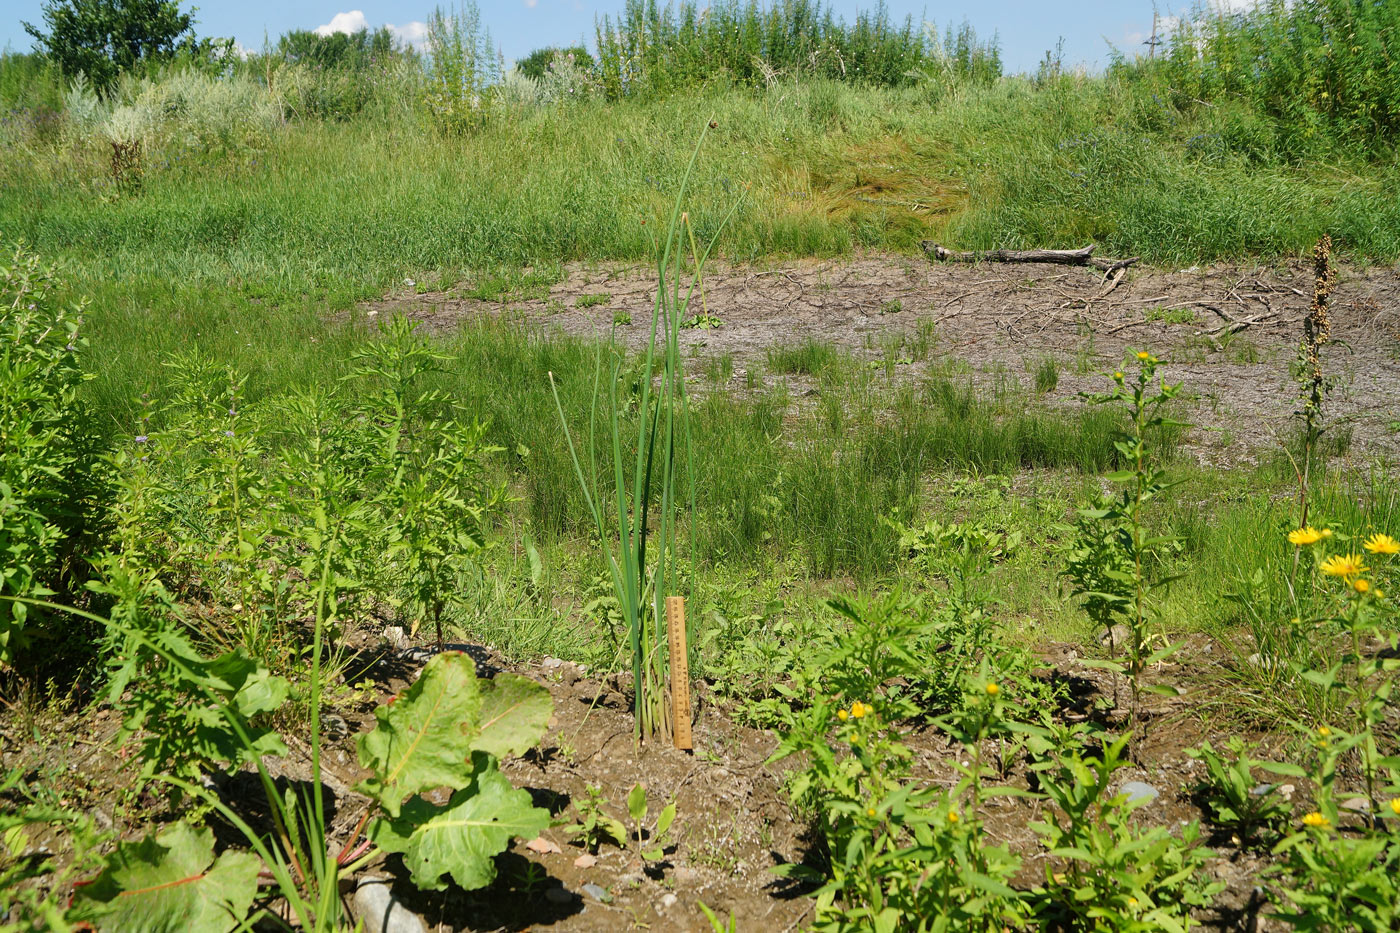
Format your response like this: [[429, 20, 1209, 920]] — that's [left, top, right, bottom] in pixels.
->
[[23, 0, 226, 91], [517, 45, 594, 80]]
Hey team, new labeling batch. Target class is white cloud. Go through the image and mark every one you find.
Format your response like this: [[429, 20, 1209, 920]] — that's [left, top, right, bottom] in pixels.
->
[[314, 10, 371, 36], [525, 0, 539, 7], [389, 21, 429, 48], [313, 11, 429, 48]]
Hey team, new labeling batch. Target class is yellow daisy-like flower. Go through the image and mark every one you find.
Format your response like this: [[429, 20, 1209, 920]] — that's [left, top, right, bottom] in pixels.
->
[[1127, 897, 1139, 908], [1302, 811, 1331, 829], [1322, 528, 1334, 538], [850, 701, 868, 719], [1320, 553, 1369, 578], [837, 709, 849, 721], [1364, 533, 1400, 555], [947, 811, 960, 824], [1354, 578, 1372, 594], [1137, 351, 1151, 361], [866, 807, 877, 818], [1113, 371, 1124, 381], [985, 683, 1000, 696], [1390, 798, 1400, 816], [1318, 725, 1331, 737], [1289, 527, 1325, 546]]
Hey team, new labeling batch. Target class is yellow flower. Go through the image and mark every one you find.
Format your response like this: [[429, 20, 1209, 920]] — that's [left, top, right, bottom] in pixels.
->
[[1289, 527, 1324, 546], [1354, 578, 1371, 594], [985, 683, 1000, 696], [1364, 533, 1400, 555], [1390, 798, 1400, 816], [947, 811, 960, 824], [1127, 897, 1139, 908], [866, 807, 877, 818], [1322, 528, 1334, 538], [837, 709, 849, 721], [1318, 725, 1331, 737], [1320, 553, 1368, 578], [1113, 371, 1124, 380], [1137, 351, 1151, 361], [1302, 811, 1331, 829], [850, 701, 868, 719]]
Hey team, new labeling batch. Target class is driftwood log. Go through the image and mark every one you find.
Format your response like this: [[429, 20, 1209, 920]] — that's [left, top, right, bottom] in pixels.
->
[[920, 240, 1140, 274]]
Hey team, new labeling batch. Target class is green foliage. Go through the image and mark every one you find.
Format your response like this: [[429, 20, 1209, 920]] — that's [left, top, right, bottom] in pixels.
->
[[1270, 831, 1400, 932], [1062, 351, 1188, 749], [422, 2, 500, 134], [0, 768, 109, 932], [766, 338, 835, 375], [1142, 0, 1400, 157], [625, 782, 677, 862], [71, 822, 259, 933], [348, 316, 503, 642], [1188, 738, 1292, 847], [517, 46, 594, 81], [561, 784, 629, 852], [593, 0, 997, 98], [22, 0, 227, 91], [0, 243, 99, 673], [275, 27, 401, 70], [360, 653, 553, 891], [1029, 733, 1222, 931], [370, 753, 551, 892]]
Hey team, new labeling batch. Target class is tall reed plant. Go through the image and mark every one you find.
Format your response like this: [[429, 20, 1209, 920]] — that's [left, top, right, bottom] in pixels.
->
[[551, 122, 740, 740]]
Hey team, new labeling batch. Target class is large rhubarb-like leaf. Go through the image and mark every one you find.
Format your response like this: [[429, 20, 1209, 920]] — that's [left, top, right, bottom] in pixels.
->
[[356, 651, 483, 816], [369, 752, 550, 891], [71, 822, 259, 933], [474, 672, 552, 759]]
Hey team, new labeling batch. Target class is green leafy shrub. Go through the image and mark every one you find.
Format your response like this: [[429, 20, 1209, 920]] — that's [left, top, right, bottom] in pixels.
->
[[0, 243, 100, 673]]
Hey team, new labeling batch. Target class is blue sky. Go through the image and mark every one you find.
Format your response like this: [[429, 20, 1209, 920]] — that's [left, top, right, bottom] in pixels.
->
[[1, 1, 1211, 75]]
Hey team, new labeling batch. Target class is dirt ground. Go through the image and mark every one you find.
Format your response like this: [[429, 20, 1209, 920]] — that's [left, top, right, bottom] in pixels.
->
[[369, 251, 1400, 466], [5, 633, 1309, 933]]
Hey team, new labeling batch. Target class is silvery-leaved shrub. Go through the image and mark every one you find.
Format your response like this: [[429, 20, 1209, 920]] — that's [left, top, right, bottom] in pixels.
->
[[0, 243, 101, 673]]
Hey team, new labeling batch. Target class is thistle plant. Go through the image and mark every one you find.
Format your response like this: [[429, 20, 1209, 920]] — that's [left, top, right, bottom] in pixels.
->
[[1063, 350, 1186, 753]]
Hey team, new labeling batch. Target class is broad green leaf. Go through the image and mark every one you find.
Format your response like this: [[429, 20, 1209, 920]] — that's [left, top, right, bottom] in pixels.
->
[[655, 801, 676, 837], [369, 753, 550, 891], [357, 651, 482, 817], [627, 783, 647, 824], [71, 822, 258, 933], [474, 672, 552, 759]]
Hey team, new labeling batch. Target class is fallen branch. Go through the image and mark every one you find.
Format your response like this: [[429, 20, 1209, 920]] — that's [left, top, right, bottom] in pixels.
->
[[921, 240, 1140, 272]]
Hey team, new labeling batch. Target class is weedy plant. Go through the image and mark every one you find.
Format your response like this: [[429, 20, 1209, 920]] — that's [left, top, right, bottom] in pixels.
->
[[0, 243, 99, 677], [550, 121, 742, 741], [1187, 738, 1292, 848], [1063, 350, 1187, 753]]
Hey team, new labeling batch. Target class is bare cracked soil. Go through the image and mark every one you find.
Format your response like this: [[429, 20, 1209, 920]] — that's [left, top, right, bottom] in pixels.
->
[[371, 251, 1400, 466]]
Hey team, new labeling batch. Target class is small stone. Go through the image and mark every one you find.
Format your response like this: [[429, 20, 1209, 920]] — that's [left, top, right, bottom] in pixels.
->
[[545, 886, 575, 905], [1250, 783, 1276, 797], [582, 882, 613, 903], [1341, 796, 1371, 813], [574, 854, 598, 869], [352, 879, 428, 933], [541, 656, 564, 670], [1098, 624, 1131, 648], [659, 893, 678, 910], [525, 836, 561, 854], [1119, 781, 1159, 805], [1279, 784, 1296, 798]]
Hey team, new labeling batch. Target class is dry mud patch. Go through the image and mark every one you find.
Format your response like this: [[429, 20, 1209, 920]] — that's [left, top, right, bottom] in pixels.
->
[[369, 252, 1400, 467]]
